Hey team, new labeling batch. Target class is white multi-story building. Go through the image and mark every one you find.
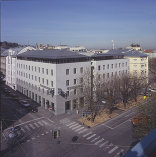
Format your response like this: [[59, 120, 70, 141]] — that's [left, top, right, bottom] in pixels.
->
[[16, 49, 129, 115], [5, 46, 35, 90]]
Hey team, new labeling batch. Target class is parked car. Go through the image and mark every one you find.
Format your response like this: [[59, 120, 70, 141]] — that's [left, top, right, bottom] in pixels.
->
[[19, 100, 31, 107]]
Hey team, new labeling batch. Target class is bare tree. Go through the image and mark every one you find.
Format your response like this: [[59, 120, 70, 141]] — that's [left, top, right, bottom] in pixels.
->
[[129, 76, 143, 102], [119, 75, 131, 108], [103, 76, 120, 114]]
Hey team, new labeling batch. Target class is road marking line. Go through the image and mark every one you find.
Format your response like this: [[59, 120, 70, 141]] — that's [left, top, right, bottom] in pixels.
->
[[91, 136, 100, 142], [5, 117, 44, 131], [74, 127, 84, 132], [47, 118, 54, 123], [99, 141, 109, 148], [108, 146, 119, 154], [83, 132, 92, 137], [25, 125, 31, 131], [125, 112, 135, 117], [29, 124, 35, 129], [94, 138, 104, 145], [112, 119, 131, 129], [69, 123, 79, 128], [41, 133, 44, 135], [41, 120, 49, 125], [86, 134, 96, 140], [66, 122, 76, 126], [38, 121, 44, 126], [78, 128, 88, 134], [34, 122, 40, 128], [102, 124, 114, 129], [72, 125, 81, 130]]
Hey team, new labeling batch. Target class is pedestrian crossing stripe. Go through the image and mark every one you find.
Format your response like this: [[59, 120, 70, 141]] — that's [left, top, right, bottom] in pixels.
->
[[83, 132, 92, 137], [86, 134, 96, 140], [38, 121, 44, 126], [74, 127, 84, 132], [78, 128, 88, 134], [66, 122, 76, 127], [99, 141, 109, 148], [41, 120, 48, 125], [91, 136, 100, 142], [25, 125, 31, 131], [108, 146, 118, 154], [34, 122, 40, 128], [94, 138, 104, 145], [29, 124, 35, 129], [69, 123, 79, 128], [71, 125, 81, 130]]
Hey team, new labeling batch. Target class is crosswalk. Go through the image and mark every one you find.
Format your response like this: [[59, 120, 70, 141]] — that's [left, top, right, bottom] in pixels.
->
[[60, 118, 125, 157], [3, 119, 51, 141]]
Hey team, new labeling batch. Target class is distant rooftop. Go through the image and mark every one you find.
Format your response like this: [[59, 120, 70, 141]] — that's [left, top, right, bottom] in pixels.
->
[[17, 49, 88, 59]]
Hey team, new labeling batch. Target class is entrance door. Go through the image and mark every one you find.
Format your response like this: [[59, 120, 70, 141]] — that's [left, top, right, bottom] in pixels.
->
[[65, 101, 71, 110]]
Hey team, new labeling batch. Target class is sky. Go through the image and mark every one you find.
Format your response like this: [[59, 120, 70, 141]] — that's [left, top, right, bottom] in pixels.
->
[[1, 0, 156, 49]]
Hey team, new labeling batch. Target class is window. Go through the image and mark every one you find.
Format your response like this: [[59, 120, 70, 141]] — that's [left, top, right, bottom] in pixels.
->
[[32, 75, 33, 80], [29, 74, 30, 79], [74, 89, 77, 95], [103, 65, 105, 70], [107, 73, 109, 78], [46, 79, 48, 85], [80, 67, 83, 73], [115, 63, 117, 68], [46, 69, 48, 75], [73, 68, 76, 74], [107, 64, 109, 69], [26, 65, 27, 70], [119, 63, 121, 68], [38, 77, 40, 82], [103, 73, 105, 79], [111, 72, 113, 77], [42, 68, 44, 74], [66, 80, 69, 86], [111, 64, 113, 68], [122, 63, 124, 67], [42, 78, 44, 84], [35, 76, 37, 81], [80, 78, 83, 83], [74, 79, 76, 85], [26, 73, 28, 78], [51, 81, 53, 87], [66, 69, 69, 75], [32, 66, 33, 71], [98, 65, 101, 70], [38, 67, 40, 73], [29, 66, 30, 70], [66, 91, 69, 96], [51, 69, 53, 76], [35, 66, 36, 71]]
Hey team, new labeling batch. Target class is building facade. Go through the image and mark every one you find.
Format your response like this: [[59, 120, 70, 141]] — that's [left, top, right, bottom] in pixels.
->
[[16, 49, 129, 115], [5, 46, 36, 90]]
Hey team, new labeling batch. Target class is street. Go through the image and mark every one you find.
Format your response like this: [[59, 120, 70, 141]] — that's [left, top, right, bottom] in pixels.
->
[[1, 84, 138, 157]]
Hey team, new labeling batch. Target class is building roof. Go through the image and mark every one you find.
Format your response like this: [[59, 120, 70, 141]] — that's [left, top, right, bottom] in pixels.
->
[[17, 49, 89, 59], [106, 49, 148, 57], [1, 47, 25, 57]]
